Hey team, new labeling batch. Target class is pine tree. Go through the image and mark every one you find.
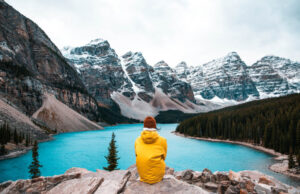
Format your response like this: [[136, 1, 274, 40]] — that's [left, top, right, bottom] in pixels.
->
[[0, 144, 6, 155], [103, 132, 119, 171], [14, 129, 18, 145], [288, 153, 295, 169], [25, 134, 30, 147], [28, 141, 42, 179]]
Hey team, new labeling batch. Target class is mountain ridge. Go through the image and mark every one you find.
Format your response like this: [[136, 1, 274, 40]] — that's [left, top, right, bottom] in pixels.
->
[[62, 38, 300, 121]]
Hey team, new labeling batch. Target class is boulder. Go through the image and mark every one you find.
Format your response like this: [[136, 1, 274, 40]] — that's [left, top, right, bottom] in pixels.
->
[[46, 177, 104, 194], [174, 169, 194, 181], [204, 182, 218, 192], [228, 170, 241, 182], [1, 165, 298, 194], [254, 184, 272, 194], [65, 167, 91, 175], [165, 166, 175, 175], [245, 180, 255, 192], [258, 176, 275, 186], [215, 172, 230, 182], [225, 185, 240, 194], [123, 175, 209, 194]]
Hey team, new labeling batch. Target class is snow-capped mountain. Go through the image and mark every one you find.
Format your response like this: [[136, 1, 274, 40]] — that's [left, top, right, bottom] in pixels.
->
[[248, 56, 300, 97], [175, 52, 300, 102], [62, 39, 134, 106], [176, 52, 259, 101], [63, 39, 206, 120], [62, 38, 300, 121]]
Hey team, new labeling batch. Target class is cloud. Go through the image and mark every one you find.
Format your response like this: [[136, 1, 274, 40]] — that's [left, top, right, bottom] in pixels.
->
[[6, 0, 300, 67]]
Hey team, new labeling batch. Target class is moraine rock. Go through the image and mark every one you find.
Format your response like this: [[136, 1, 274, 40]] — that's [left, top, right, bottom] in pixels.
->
[[0, 166, 298, 194]]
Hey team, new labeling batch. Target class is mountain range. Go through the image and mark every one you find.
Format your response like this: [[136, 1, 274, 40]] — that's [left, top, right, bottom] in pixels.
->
[[62, 39, 300, 121], [0, 0, 299, 127]]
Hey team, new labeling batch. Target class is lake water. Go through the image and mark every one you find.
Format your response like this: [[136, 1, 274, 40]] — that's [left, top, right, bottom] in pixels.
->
[[0, 124, 299, 186]]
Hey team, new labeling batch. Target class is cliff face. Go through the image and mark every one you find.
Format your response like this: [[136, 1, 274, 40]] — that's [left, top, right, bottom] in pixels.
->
[[62, 39, 135, 107], [0, 165, 297, 194], [0, 1, 99, 121]]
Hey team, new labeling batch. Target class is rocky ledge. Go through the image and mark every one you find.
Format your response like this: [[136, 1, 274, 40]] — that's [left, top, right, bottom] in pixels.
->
[[0, 165, 299, 194]]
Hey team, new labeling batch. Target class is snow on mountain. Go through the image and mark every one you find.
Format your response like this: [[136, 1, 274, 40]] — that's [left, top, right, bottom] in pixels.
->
[[248, 56, 300, 95], [62, 39, 134, 106], [176, 52, 259, 101], [62, 38, 300, 120], [62, 39, 205, 120], [175, 52, 300, 105]]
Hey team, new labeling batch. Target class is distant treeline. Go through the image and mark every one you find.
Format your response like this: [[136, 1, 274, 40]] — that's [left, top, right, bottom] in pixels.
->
[[176, 94, 300, 155], [0, 122, 32, 155]]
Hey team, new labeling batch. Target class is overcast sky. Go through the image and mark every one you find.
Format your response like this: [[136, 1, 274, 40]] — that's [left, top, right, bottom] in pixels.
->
[[6, 0, 300, 67]]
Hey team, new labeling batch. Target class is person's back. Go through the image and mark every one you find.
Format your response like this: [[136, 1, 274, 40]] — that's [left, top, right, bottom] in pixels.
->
[[135, 116, 167, 184]]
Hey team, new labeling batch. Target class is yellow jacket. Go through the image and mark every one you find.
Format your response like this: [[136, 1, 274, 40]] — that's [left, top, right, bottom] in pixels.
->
[[135, 130, 167, 184]]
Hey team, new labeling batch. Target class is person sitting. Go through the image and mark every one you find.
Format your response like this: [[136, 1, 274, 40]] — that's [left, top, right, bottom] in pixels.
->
[[135, 116, 167, 184]]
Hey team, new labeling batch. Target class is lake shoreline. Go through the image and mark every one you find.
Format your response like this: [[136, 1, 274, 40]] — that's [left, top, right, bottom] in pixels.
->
[[0, 136, 54, 161], [172, 131, 300, 179], [0, 123, 117, 161]]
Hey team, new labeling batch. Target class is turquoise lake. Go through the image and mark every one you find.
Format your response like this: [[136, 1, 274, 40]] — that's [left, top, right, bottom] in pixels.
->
[[0, 124, 299, 186]]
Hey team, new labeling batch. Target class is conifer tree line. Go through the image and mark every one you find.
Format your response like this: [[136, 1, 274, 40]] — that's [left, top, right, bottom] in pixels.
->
[[176, 94, 300, 164], [0, 122, 33, 155]]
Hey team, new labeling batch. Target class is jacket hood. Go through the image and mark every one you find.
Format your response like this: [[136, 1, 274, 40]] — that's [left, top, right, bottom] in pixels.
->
[[141, 130, 159, 144]]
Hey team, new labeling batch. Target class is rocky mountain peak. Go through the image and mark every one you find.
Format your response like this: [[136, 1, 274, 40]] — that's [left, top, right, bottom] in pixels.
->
[[153, 61, 173, 74], [86, 38, 107, 46], [176, 61, 188, 69], [154, 60, 168, 67], [175, 61, 190, 80], [122, 51, 149, 67]]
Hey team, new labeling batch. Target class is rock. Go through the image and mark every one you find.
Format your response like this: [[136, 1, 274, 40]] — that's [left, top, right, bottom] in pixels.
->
[[0, 0, 99, 123], [1, 166, 298, 194], [123, 175, 209, 194], [89, 170, 131, 194], [0, 181, 12, 192], [204, 182, 218, 192], [254, 184, 272, 194], [228, 170, 241, 181], [218, 181, 230, 194], [192, 171, 202, 181], [165, 166, 174, 175], [0, 173, 81, 194], [65, 167, 91, 175], [245, 180, 255, 192], [258, 176, 275, 186], [181, 170, 194, 181], [215, 172, 230, 182], [271, 187, 288, 194], [225, 185, 240, 194], [47, 177, 104, 194], [200, 168, 213, 183]]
